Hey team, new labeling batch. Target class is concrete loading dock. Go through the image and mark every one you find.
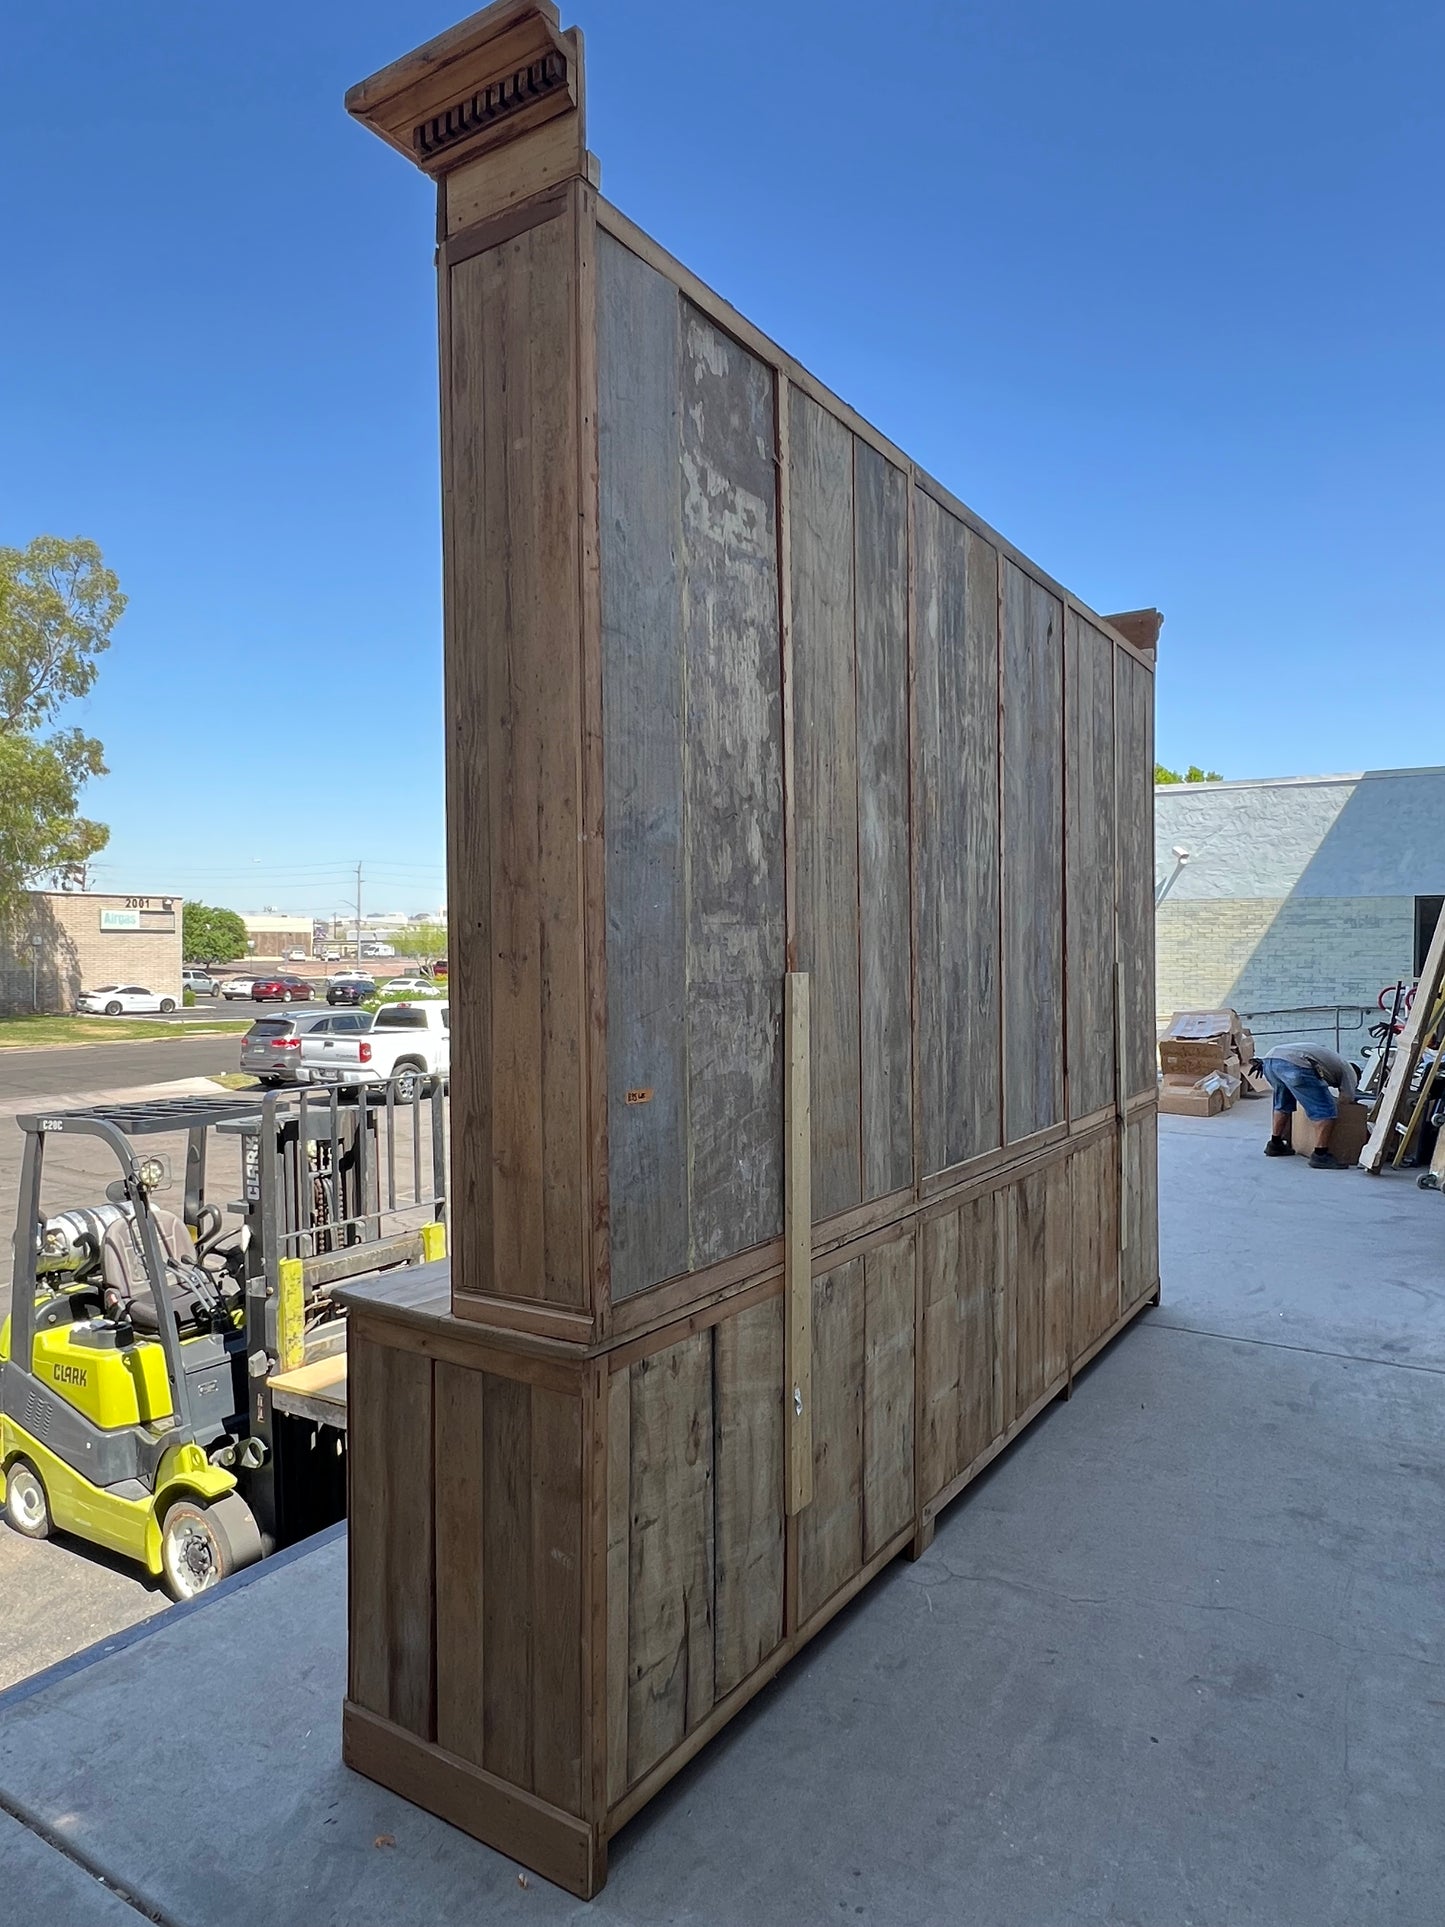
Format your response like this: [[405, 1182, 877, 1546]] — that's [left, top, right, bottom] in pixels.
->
[[4, 1099, 1441, 1925]]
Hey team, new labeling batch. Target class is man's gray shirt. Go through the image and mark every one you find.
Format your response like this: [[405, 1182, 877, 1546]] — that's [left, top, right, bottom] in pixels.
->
[[1265, 1044, 1359, 1105]]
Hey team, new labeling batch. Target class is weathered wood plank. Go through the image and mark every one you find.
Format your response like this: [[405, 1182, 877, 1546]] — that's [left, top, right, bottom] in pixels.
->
[[434, 1360, 485, 1765], [530, 1385, 584, 1811], [1116, 652, 1156, 1100], [348, 1333, 436, 1742], [348, 1333, 435, 1742], [1065, 611, 1117, 1119], [461, 213, 587, 1307], [597, 232, 689, 1299], [790, 389, 862, 1220], [784, 971, 814, 1515], [442, 252, 494, 1303], [1069, 1132, 1120, 1356], [625, 1333, 715, 1784], [915, 495, 1001, 1172], [481, 1372, 534, 1788], [862, 1232, 915, 1560], [799, 1255, 865, 1621], [1001, 561, 1065, 1142], [713, 1296, 785, 1698], [919, 1205, 961, 1504], [605, 1367, 630, 1806], [1122, 1113, 1159, 1308], [920, 1189, 1006, 1502], [854, 442, 913, 1202], [680, 301, 786, 1267], [1003, 1159, 1071, 1419]]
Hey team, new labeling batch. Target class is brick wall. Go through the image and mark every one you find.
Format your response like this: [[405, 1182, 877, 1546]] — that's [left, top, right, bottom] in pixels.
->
[[0, 892, 183, 1016], [1156, 894, 1414, 1047]]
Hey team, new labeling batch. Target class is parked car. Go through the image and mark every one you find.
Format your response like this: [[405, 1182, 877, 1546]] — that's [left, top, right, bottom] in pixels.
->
[[377, 976, 443, 998], [359, 942, 396, 959], [328, 969, 371, 983], [286, 949, 308, 962], [219, 976, 258, 1001], [182, 967, 219, 996], [297, 1000, 449, 1101], [251, 975, 315, 1004], [77, 984, 179, 1016], [322, 948, 342, 962], [292, 1010, 378, 1084], [327, 977, 376, 1007], [240, 1009, 351, 1086]]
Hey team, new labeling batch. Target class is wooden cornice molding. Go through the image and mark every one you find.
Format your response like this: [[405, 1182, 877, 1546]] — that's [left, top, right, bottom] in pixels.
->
[[346, 0, 580, 178], [1102, 608, 1163, 659]]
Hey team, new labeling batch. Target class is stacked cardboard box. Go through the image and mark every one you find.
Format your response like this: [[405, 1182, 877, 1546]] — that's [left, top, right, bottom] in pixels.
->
[[1158, 1009, 1253, 1117]]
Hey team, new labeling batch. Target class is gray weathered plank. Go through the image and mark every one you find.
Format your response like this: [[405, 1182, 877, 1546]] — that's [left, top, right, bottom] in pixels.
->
[[625, 1333, 715, 1783], [919, 1191, 1004, 1501], [915, 494, 1001, 1172], [862, 1232, 915, 1559], [1001, 560, 1065, 1141], [790, 389, 862, 1220], [598, 233, 689, 1297], [1070, 1131, 1120, 1353], [1065, 611, 1117, 1119], [1122, 1112, 1160, 1307], [713, 1296, 785, 1698], [530, 1385, 584, 1811], [799, 1255, 865, 1620], [1004, 1159, 1071, 1419], [434, 1359, 485, 1765], [854, 443, 913, 1201], [1116, 652, 1156, 1100], [605, 1367, 631, 1805], [680, 302, 786, 1266]]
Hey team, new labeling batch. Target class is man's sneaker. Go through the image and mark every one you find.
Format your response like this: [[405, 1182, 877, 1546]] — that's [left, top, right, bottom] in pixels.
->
[[1309, 1148, 1349, 1170], [1264, 1136, 1295, 1157]]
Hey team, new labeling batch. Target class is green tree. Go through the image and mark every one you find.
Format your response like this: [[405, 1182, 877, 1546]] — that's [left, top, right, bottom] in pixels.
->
[[398, 920, 448, 960], [1155, 762, 1222, 785], [0, 536, 124, 918], [183, 903, 248, 965]]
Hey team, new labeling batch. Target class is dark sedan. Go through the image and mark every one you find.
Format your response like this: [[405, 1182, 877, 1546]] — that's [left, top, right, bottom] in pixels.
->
[[251, 974, 315, 1004], [327, 977, 376, 1006]]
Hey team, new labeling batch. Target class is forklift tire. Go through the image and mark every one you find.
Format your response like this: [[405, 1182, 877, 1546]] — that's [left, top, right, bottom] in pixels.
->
[[160, 1494, 263, 1601], [4, 1459, 51, 1540]]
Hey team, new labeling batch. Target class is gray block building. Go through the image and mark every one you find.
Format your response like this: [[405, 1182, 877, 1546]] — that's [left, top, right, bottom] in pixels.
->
[[1154, 768, 1445, 1046]]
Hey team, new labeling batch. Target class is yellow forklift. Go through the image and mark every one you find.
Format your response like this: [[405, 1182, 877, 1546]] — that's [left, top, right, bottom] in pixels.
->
[[0, 1088, 445, 1597]]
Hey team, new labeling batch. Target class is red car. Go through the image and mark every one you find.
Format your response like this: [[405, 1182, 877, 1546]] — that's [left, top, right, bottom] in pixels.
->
[[251, 974, 315, 1004]]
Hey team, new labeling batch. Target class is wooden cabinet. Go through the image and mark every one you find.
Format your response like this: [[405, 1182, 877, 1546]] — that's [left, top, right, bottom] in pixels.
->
[[340, 0, 1161, 1897]]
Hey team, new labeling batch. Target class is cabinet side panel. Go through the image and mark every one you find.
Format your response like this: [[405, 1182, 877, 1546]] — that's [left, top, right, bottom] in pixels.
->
[[679, 302, 786, 1268], [854, 443, 913, 1202], [861, 1230, 915, 1559], [915, 496, 1001, 1172], [625, 1332, 716, 1783], [1065, 612, 1118, 1119], [449, 211, 587, 1307], [1122, 1112, 1160, 1307], [1001, 561, 1065, 1142], [713, 1295, 786, 1699], [798, 1254, 865, 1621], [597, 232, 689, 1298], [790, 389, 862, 1221], [348, 1331, 436, 1741], [1070, 1130, 1121, 1354]]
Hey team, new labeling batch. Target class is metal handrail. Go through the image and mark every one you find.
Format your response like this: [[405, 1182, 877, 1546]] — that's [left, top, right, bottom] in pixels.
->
[[1240, 1005, 1376, 1053]]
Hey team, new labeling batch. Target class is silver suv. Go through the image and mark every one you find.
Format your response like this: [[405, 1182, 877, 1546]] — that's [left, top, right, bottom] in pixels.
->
[[240, 1009, 353, 1086]]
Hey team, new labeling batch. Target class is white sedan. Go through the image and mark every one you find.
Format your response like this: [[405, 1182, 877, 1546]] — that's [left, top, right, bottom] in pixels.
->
[[219, 977, 258, 1000], [77, 984, 179, 1016], [377, 977, 445, 998]]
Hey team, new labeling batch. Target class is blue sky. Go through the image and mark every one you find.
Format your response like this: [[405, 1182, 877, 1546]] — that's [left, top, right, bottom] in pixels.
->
[[3, 1, 1442, 915]]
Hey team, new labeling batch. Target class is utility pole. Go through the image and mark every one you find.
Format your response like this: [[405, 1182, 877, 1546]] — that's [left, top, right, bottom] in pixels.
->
[[354, 862, 363, 959]]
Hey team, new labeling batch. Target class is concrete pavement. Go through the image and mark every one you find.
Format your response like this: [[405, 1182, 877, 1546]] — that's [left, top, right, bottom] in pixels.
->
[[1, 1097, 1441, 1924]]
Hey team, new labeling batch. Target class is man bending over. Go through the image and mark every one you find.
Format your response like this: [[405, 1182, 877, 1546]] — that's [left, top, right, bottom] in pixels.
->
[[1252, 1045, 1359, 1170]]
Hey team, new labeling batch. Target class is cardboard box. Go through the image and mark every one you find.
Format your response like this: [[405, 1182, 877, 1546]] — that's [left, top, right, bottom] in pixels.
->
[[1163, 1009, 1241, 1043], [1159, 1037, 1232, 1076], [1289, 1098, 1370, 1163], [1160, 1083, 1225, 1117]]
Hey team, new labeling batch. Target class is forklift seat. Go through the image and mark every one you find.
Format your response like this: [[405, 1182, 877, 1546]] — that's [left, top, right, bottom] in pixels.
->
[[100, 1207, 214, 1334]]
